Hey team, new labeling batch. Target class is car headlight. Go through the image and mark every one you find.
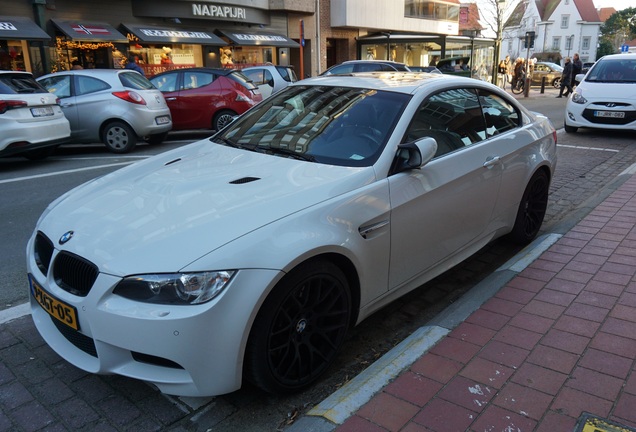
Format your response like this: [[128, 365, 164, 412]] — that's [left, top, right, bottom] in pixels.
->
[[113, 271, 235, 305], [571, 92, 587, 104]]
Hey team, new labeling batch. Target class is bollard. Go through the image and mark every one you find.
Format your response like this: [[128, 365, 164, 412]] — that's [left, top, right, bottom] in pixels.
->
[[541, 76, 546, 94], [524, 77, 530, 97]]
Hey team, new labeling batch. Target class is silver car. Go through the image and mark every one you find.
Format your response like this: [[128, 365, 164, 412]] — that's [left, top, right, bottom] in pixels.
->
[[242, 64, 298, 99], [38, 69, 172, 153]]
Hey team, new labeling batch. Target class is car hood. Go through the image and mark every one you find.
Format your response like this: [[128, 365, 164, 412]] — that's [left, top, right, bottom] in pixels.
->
[[578, 82, 636, 100], [38, 140, 375, 276]]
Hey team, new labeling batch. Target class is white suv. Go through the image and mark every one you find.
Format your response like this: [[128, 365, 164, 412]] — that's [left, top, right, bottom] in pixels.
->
[[0, 71, 70, 159]]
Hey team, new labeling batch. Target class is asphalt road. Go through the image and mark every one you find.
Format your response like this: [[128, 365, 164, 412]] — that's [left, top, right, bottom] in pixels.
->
[[1, 91, 635, 431]]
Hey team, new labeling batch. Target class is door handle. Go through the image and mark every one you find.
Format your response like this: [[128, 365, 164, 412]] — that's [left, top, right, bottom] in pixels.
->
[[165, 97, 177, 101], [483, 156, 501, 168]]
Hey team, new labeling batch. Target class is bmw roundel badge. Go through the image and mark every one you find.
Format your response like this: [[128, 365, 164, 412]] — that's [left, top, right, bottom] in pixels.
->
[[59, 231, 74, 245]]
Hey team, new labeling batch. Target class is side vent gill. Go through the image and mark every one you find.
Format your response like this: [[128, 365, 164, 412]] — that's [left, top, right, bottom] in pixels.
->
[[230, 177, 260, 184]]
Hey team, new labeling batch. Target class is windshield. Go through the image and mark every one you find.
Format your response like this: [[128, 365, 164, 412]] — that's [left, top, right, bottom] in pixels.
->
[[585, 59, 636, 83], [213, 85, 410, 167]]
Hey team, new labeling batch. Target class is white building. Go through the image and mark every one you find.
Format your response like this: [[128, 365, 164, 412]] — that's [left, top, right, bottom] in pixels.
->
[[501, 0, 601, 64]]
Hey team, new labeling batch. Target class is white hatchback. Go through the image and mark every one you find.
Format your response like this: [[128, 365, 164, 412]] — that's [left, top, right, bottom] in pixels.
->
[[27, 72, 557, 397], [565, 53, 636, 133], [0, 71, 70, 159]]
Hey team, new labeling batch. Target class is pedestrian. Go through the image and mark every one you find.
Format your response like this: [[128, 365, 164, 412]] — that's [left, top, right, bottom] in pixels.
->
[[71, 60, 83, 70], [498, 55, 511, 89], [512, 57, 524, 90], [125, 55, 144, 75], [571, 52, 582, 87], [557, 57, 573, 98]]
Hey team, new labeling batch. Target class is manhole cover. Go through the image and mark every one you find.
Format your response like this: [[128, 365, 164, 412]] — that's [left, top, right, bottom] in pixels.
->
[[575, 413, 636, 432]]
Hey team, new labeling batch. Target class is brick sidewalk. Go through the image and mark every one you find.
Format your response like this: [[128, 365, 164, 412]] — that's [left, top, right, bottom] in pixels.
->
[[335, 175, 636, 431]]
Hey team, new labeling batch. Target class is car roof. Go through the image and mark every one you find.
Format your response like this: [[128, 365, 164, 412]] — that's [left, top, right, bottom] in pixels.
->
[[598, 53, 635, 61], [297, 71, 483, 94], [151, 67, 240, 77]]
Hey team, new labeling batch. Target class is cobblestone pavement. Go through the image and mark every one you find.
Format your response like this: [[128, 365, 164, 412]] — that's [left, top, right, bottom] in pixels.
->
[[1, 112, 635, 431]]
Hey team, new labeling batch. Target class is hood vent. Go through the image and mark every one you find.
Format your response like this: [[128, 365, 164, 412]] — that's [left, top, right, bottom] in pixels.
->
[[230, 176, 260, 184]]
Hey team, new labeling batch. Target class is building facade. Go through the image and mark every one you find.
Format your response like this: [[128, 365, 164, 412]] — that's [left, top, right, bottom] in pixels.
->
[[2, 0, 494, 79], [502, 0, 601, 65]]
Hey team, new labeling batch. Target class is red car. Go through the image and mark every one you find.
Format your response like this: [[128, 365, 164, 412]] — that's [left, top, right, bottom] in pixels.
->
[[150, 68, 262, 131]]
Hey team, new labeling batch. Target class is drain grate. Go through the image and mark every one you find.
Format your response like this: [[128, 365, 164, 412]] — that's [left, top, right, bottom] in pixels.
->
[[575, 412, 636, 432]]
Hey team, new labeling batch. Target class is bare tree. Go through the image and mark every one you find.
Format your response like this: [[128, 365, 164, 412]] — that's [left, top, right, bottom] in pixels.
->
[[479, 0, 521, 84]]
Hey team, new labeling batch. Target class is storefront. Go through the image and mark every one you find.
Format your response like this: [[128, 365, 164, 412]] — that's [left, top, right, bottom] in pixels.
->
[[357, 33, 496, 81], [214, 30, 299, 69], [50, 19, 128, 71], [0, 16, 50, 72], [121, 23, 226, 76]]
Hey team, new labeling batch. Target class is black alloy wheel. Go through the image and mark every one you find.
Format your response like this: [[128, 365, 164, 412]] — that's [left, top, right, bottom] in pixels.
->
[[244, 260, 351, 394], [509, 170, 550, 244]]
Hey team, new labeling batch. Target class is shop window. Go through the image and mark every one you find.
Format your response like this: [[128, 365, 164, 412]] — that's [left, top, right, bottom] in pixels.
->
[[405, 0, 460, 21], [0, 40, 27, 71]]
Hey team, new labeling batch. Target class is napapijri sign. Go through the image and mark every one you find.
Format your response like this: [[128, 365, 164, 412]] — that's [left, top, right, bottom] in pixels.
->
[[192, 4, 247, 19], [0, 22, 18, 31], [232, 34, 288, 42], [140, 29, 213, 39]]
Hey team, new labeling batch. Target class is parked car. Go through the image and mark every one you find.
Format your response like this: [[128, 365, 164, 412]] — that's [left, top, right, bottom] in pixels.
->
[[241, 64, 298, 99], [564, 53, 636, 133], [320, 60, 410, 75], [0, 71, 70, 159], [532, 61, 563, 88], [38, 69, 171, 153], [27, 72, 556, 397], [409, 66, 442, 74], [149, 67, 262, 131], [436, 56, 471, 76]]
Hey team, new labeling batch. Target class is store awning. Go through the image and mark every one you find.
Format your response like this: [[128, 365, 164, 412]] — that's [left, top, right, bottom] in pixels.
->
[[51, 19, 128, 43], [121, 23, 225, 45], [0, 17, 50, 41], [216, 30, 299, 48]]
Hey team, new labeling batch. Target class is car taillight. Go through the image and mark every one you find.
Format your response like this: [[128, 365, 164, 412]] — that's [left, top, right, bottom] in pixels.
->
[[0, 99, 28, 114], [112, 90, 146, 105], [235, 91, 250, 103]]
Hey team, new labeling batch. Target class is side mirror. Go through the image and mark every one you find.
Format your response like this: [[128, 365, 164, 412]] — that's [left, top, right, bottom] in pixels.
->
[[392, 137, 437, 173]]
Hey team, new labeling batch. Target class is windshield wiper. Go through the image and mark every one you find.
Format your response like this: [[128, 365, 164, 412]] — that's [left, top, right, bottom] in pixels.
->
[[257, 146, 316, 162]]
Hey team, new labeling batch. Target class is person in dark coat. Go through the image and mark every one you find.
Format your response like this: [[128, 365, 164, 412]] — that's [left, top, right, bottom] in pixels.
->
[[571, 53, 582, 86], [557, 57, 573, 98], [125, 55, 144, 75]]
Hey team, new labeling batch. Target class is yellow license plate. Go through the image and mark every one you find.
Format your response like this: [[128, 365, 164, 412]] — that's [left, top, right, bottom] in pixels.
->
[[29, 276, 79, 331]]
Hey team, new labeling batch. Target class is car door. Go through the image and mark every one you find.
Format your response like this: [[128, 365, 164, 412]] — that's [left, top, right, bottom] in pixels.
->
[[387, 88, 503, 290], [72, 75, 113, 141], [243, 68, 274, 99], [174, 70, 220, 130], [38, 74, 80, 139]]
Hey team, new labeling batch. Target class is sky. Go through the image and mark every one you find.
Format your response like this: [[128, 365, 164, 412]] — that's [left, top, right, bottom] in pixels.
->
[[593, 0, 632, 10]]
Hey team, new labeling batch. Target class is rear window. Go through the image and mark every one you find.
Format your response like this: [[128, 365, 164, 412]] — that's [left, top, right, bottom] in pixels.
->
[[227, 71, 257, 89], [119, 71, 156, 90], [0, 73, 48, 94]]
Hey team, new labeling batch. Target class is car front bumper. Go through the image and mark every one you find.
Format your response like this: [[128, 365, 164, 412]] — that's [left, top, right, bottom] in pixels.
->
[[27, 237, 282, 397]]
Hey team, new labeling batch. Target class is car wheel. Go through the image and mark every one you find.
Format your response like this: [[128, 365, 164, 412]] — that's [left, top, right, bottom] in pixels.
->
[[102, 121, 137, 153], [553, 78, 561, 89], [244, 260, 351, 394], [564, 122, 578, 133], [213, 110, 237, 131], [145, 132, 169, 145], [509, 170, 549, 245]]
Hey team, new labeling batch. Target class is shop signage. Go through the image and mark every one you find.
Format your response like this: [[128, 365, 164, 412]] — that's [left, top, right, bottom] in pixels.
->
[[232, 33, 288, 43], [71, 24, 113, 37], [192, 4, 247, 20], [139, 29, 214, 40]]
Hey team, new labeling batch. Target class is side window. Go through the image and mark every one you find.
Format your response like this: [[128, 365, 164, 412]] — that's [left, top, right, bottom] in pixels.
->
[[263, 70, 274, 85], [243, 69, 264, 85], [152, 73, 178, 92], [403, 88, 486, 158], [39, 75, 72, 98], [477, 90, 520, 137], [76, 76, 110, 96], [183, 72, 214, 90]]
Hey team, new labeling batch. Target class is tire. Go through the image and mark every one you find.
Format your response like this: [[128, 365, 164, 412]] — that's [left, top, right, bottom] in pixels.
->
[[244, 260, 352, 394], [146, 131, 169, 145], [511, 82, 524, 95], [509, 170, 550, 245], [213, 110, 237, 131], [553, 78, 561, 89], [102, 121, 137, 153], [564, 122, 578, 133]]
